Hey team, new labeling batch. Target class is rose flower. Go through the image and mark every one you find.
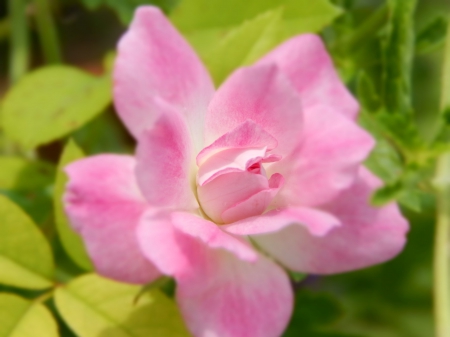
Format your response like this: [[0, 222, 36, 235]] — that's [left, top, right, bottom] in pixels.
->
[[64, 6, 408, 337]]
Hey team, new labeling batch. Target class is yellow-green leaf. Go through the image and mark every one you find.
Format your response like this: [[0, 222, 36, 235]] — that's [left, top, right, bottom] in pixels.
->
[[0, 293, 58, 337], [0, 195, 54, 289], [205, 9, 283, 85], [55, 274, 189, 337], [172, 0, 341, 85], [0, 157, 55, 191], [1, 66, 111, 150]]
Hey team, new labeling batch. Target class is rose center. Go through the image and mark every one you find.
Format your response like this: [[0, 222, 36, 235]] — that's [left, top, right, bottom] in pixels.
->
[[196, 147, 284, 224]]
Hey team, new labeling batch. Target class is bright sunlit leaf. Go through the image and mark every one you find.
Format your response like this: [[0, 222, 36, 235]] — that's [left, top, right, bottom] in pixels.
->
[[0, 195, 54, 289], [1, 66, 111, 150], [0, 293, 58, 337], [205, 9, 283, 85], [172, 0, 342, 84], [55, 273, 190, 337], [0, 157, 55, 191]]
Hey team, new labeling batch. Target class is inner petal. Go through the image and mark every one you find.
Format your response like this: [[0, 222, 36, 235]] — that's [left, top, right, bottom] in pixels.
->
[[197, 146, 267, 186]]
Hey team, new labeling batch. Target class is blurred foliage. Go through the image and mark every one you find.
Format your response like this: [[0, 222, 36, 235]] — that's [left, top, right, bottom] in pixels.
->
[[0, 0, 449, 336]]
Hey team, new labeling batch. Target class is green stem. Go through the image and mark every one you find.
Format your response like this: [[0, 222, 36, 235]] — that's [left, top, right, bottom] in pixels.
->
[[33, 0, 62, 64], [8, 0, 30, 84], [33, 289, 55, 304], [334, 5, 388, 54], [434, 17, 450, 337], [433, 153, 450, 337], [0, 18, 10, 42], [441, 18, 450, 114]]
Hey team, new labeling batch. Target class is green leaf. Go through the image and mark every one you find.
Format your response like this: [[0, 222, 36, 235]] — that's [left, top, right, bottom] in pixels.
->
[[369, 111, 426, 158], [1, 66, 111, 150], [0, 195, 54, 289], [371, 181, 403, 206], [171, 0, 341, 33], [55, 273, 190, 337], [0, 293, 58, 337], [72, 111, 134, 155], [415, 15, 448, 55], [370, 164, 428, 212], [356, 72, 382, 113], [80, 0, 179, 23], [0, 189, 53, 226], [0, 157, 54, 191], [381, 0, 417, 114], [172, 0, 342, 83], [359, 112, 403, 183], [54, 140, 93, 271], [204, 9, 284, 85]]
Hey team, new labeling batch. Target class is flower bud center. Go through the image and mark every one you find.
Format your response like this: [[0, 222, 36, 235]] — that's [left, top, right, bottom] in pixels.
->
[[196, 147, 283, 224]]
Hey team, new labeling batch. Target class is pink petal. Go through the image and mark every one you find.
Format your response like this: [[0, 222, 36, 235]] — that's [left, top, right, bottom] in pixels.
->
[[253, 168, 409, 274], [172, 212, 258, 262], [257, 34, 359, 119], [197, 146, 267, 186], [114, 6, 214, 149], [135, 100, 198, 211], [221, 173, 284, 223], [223, 206, 340, 237], [136, 210, 190, 276], [197, 171, 271, 223], [136, 211, 257, 276], [177, 247, 293, 337], [137, 211, 292, 337], [64, 155, 160, 284], [268, 104, 375, 208], [197, 120, 278, 166], [205, 64, 303, 157]]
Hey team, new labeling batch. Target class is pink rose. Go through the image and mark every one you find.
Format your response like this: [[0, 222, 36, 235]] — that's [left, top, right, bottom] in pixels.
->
[[64, 6, 409, 337]]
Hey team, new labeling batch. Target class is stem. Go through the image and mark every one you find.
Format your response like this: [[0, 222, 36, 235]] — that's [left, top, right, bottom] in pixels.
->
[[433, 153, 450, 337], [8, 0, 30, 84], [434, 17, 450, 337], [441, 18, 450, 114], [334, 5, 388, 54], [33, 289, 55, 304], [0, 18, 10, 42], [33, 0, 62, 64]]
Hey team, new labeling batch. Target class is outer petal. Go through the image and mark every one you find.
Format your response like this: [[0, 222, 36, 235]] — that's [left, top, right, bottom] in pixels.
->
[[136, 210, 257, 276], [205, 64, 303, 157], [137, 211, 292, 337], [177, 247, 292, 337], [253, 168, 409, 274], [257, 34, 359, 119], [135, 100, 198, 211], [64, 155, 160, 284], [114, 6, 214, 150], [223, 206, 340, 237], [268, 104, 375, 208]]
